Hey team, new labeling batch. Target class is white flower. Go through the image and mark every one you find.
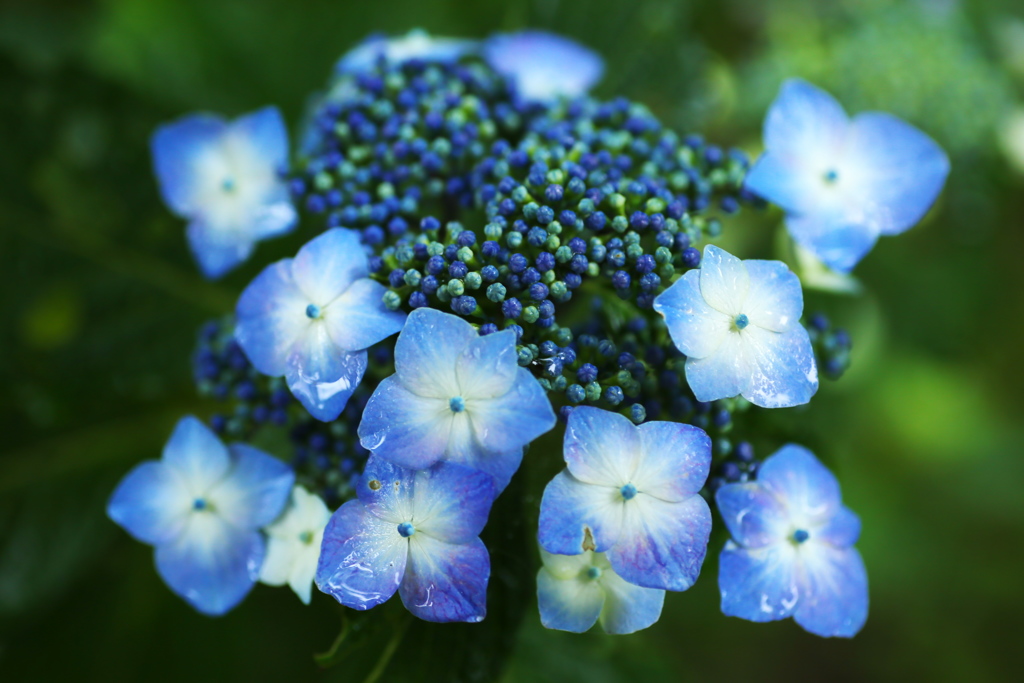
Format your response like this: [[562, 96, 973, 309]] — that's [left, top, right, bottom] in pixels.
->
[[260, 486, 332, 604]]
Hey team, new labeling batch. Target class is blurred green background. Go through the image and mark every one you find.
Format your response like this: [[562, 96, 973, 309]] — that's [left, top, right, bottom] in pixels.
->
[[2, 0, 1022, 680]]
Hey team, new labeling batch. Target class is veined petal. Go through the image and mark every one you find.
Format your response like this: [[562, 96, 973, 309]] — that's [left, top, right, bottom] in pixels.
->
[[467, 369, 556, 454], [456, 329, 520, 399], [633, 421, 711, 502], [323, 278, 406, 351], [653, 269, 732, 359], [209, 444, 294, 529], [719, 541, 800, 623], [291, 228, 369, 305], [400, 535, 489, 623], [162, 416, 230, 494], [410, 462, 496, 544], [155, 514, 263, 616], [356, 454, 418, 524], [794, 545, 868, 637], [537, 564, 604, 633], [699, 245, 750, 315], [743, 260, 803, 333], [684, 331, 750, 402], [151, 113, 228, 217], [599, 568, 665, 635], [286, 348, 367, 422], [393, 308, 476, 398], [757, 444, 842, 522], [715, 482, 790, 548], [358, 376, 451, 469], [741, 325, 818, 409], [315, 500, 408, 611], [786, 212, 880, 274], [764, 79, 849, 169], [538, 470, 624, 555], [483, 31, 603, 101], [107, 461, 191, 545], [562, 407, 641, 487], [606, 493, 711, 591], [818, 505, 862, 548], [235, 259, 310, 377]]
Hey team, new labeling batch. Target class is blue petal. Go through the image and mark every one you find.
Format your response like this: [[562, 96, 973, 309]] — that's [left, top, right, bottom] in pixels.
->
[[393, 308, 476, 398], [324, 278, 406, 352], [846, 112, 950, 236], [446, 447, 522, 495], [715, 482, 790, 548], [699, 245, 750, 314], [358, 375, 451, 469], [244, 198, 298, 243], [286, 347, 367, 422], [758, 444, 842, 521], [186, 219, 256, 279], [599, 569, 665, 635], [562, 407, 641, 486], [763, 79, 849, 168], [155, 516, 264, 616], [162, 416, 230, 492], [336, 31, 476, 73], [286, 321, 351, 385], [315, 499, 407, 610], [211, 444, 294, 529], [743, 259, 803, 333], [536, 556, 604, 633], [538, 471, 623, 555], [467, 369, 556, 454], [151, 113, 227, 216], [741, 324, 819, 408], [718, 541, 799, 623], [743, 150, 824, 216], [818, 506, 862, 548], [653, 269, 731, 359], [230, 107, 289, 171], [291, 228, 369, 305], [400, 535, 489, 623], [107, 461, 190, 545], [235, 259, 309, 377], [634, 421, 711, 502], [785, 212, 880, 274], [456, 329, 520, 398], [684, 330, 749, 402], [794, 545, 869, 637], [483, 31, 603, 101], [408, 462, 496, 544], [356, 454, 417, 523], [606, 493, 711, 591]]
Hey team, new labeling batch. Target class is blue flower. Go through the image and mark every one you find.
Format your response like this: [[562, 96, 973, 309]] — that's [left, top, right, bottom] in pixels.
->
[[315, 455, 495, 622], [107, 416, 294, 615], [482, 30, 604, 102], [151, 107, 297, 278], [538, 407, 712, 591], [745, 79, 950, 273], [357, 308, 556, 491], [653, 244, 818, 409], [335, 29, 477, 73], [235, 228, 406, 422], [537, 548, 664, 635], [716, 444, 868, 638]]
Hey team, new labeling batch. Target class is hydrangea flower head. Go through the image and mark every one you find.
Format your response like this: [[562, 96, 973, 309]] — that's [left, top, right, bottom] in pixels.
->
[[653, 244, 818, 409], [482, 30, 604, 102], [315, 456, 495, 623], [335, 29, 477, 73], [107, 416, 294, 615], [259, 486, 332, 604], [716, 444, 868, 637], [538, 407, 712, 591], [235, 228, 406, 422], [745, 79, 950, 273], [151, 107, 296, 278], [358, 308, 556, 491], [537, 548, 664, 635]]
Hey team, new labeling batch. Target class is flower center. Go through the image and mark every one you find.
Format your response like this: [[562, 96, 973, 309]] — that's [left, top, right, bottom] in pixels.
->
[[734, 313, 749, 331], [449, 396, 466, 413], [822, 169, 838, 184], [620, 483, 638, 500], [586, 566, 602, 580], [397, 522, 416, 537], [306, 304, 322, 319], [192, 498, 209, 511], [792, 529, 810, 544], [299, 531, 314, 545], [221, 177, 236, 192]]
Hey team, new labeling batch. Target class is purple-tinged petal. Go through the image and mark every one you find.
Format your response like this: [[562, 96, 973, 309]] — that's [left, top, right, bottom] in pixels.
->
[[210, 444, 294, 529], [536, 550, 604, 633], [763, 79, 849, 169], [599, 568, 665, 635], [323, 278, 406, 352], [633, 421, 711, 502], [817, 506, 861, 548], [315, 500, 408, 611], [151, 114, 228, 217], [699, 245, 750, 315], [162, 416, 230, 493], [358, 376, 451, 469], [653, 269, 731, 359], [719, 541, 800, 623], [606, 493, 711, 591], [107, 461, 191, 545], [456, 329, 520, 399], [154, 515, 263, 616], [715, 482, 790, 548], [684, 331, 750, 402], [467, 369, 556, 453], [758, 444, 842, 521], [743, 260, 803, 333], [291, 228, 369, 305], [286, 347, 367, 422], [356, 455, 417, 524], [483, 31, 603, 101], [538, 471, 623, 555], [400, 535, 489, 623], [410, 462, 496, 544], [235, 259, 309, 377], [785, 212, 880, 274], [562, 407, 641, 487], [794, 545, 868, 637], [741, 325, 818, 409], [393, 308, 476, 398]]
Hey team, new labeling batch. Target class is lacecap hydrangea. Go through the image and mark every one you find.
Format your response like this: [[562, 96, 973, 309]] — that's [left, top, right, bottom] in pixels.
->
[[110, 28, 946, 668]]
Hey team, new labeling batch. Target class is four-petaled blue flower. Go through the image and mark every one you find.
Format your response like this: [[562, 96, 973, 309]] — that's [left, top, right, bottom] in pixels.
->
[[151, 107, 297, 279], [538, 407, 712, 591], [653, 244, 818, 409], [235, 228, 406, 422], [537, 547, 665, 635], [335, 29, 477, 73], [107, 416, 294, 615], [482, 30, 604, 102], [315, 455, 495, 623], [716, 444, 868, 638], [745, 79, 950, 273], [358, 308, 556, 491]]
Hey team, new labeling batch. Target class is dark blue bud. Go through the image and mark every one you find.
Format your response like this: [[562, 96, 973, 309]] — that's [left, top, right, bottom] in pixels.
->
[[409, 291, 428, 308], [611, 270, 631, 290], [538, 299, 555, 318], [481, 265, 500, 282], [635, 254, 656, 274], [509, 253, 528, 274], [535, 251, 556, 272], [388, 269, 406, 288], [457, 230, 477, 247], [502, 298, 523, 319], [479, 323, 499, 335], [682, 247, 701, 268], [426, 255, 447, 275], [545, 185, 564, 202], [421, 275, 439, 295], [449, 261, 469, 279], [451, 295, 477, 315]]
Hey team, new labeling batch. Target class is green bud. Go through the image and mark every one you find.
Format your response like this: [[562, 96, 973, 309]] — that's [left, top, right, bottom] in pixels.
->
[[486, 283, 506, 302], [541, 269, 556, 285], [522, 306, 540, 324], [655, 246, 672, 264], [464, 272, 482, 290], [585, 382, 602, 402], [555, 246, 573, 263], [645, 198, 666, 213], [506, 231, 523, 248], [612, 215, 629, 233], [403, 269, 422, 287], [544, 235, 561, 251], [314, 172, 333, 191], [552, 376, 568, 392], [457, 246, 474, 263], [626, 243, 644, 259], [427, 241, 445, 256], [382, 291, 402, 311], [484, 223, 503, 240], [586, 262, 600, 277], [446, 280, 465, 297], [436, 287, 452, 303]]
